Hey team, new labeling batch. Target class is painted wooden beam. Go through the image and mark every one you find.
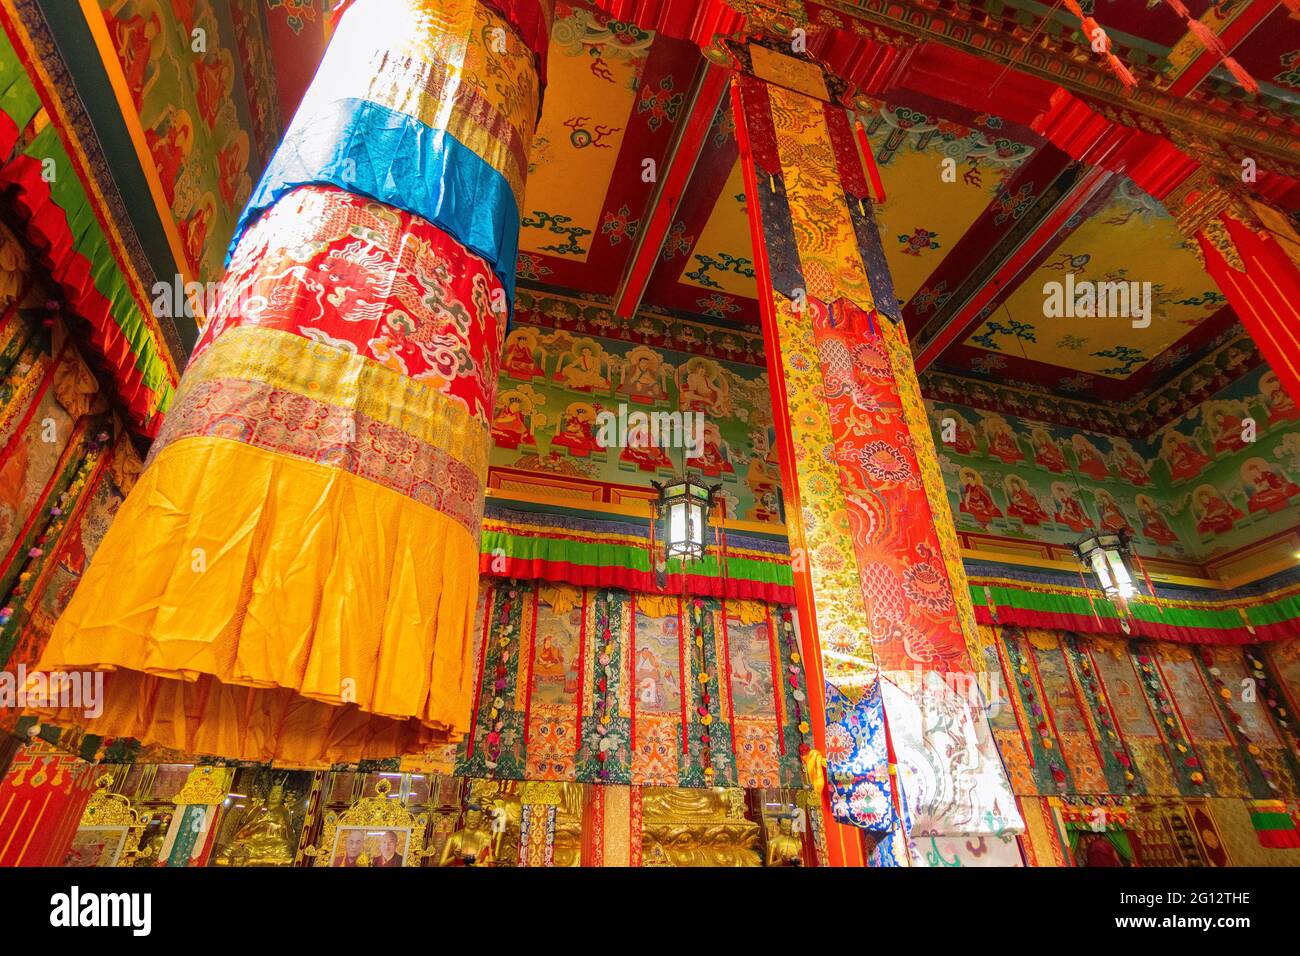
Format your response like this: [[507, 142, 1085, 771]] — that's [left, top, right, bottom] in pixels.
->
[[612, 62, 728, 318]]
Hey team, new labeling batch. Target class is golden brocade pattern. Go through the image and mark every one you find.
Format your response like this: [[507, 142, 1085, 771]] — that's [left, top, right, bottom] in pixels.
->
[[767, 85, 874, 309], [770, 292, 876, 693], [154, 327, 491, 532], [307, 0, 541, 205], [177, 327, 489, 475]]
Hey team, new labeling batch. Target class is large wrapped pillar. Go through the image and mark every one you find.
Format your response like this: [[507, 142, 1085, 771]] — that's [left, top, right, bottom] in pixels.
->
[[31, 0, 551, 763], [732, 58, 1020, 863]]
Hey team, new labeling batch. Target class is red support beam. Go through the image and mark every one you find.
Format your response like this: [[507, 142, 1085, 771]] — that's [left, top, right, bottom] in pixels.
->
[[612, 63, 729, 318], [1164, 0, 1280, 98], [911, 161, 1115, 372]]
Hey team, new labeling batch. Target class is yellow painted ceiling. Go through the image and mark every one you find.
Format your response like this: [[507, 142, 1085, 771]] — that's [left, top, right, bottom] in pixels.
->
[[967, 182, 1225, 379], [864, 106, 1028, 308], [518, 6, 650, 262], [678, 157, 756, 297]]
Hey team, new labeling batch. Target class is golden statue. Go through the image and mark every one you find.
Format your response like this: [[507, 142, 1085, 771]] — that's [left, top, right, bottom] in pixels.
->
[[438, 807, 496, 866], [766, 814, 804, 867], [471, 779, 587, 867], [215, 782, 299, 867]]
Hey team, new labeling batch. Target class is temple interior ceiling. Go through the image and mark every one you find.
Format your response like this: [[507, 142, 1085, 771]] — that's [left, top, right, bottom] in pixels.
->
[[59, 0, 1300, 413]]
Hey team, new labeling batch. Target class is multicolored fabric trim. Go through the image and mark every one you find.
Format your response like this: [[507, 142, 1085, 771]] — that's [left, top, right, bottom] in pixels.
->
[[154, 330, 489, 536], [970, 575, 1300, 645], [479, 503, 796, 603], [0, 17, 177, 427], [824, 679, 895, 831], [233, 0, 543, 304]]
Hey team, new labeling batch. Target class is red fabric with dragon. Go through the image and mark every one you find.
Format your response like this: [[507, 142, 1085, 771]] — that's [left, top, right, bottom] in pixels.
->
[[195, 184, 506, 423], [808, 298, 968, 673]]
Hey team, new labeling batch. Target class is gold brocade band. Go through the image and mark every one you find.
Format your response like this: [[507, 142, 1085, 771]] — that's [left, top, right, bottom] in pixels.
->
[[769, 292, 876, 692], [768, 85, 875, 309], [173, 326, 489, 474], [154, 326, 490, 533]]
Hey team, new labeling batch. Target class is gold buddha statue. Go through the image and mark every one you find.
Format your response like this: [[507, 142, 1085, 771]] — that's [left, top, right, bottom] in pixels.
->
[[215, 783, 299, 867], [766, 814, 804, 867], [438, 807, 495, 866]]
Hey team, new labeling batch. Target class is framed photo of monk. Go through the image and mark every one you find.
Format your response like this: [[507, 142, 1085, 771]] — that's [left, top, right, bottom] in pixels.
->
[[328, 826, 411, 868]]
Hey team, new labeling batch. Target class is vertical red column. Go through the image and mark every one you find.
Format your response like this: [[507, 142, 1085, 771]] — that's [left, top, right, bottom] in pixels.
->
[[1193, 206, 1300, 403], [0, 743, 96, 866]]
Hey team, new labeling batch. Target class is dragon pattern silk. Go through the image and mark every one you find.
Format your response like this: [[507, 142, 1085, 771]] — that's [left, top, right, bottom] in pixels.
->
[[736, 72, 1017, 841], [30, 0, 550, 763]]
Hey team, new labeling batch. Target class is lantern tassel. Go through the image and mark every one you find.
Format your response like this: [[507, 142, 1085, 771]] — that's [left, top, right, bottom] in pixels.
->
[[1132, 549, 1164, 613], [1185, 17, 1227, 56], [1077, 568, 1107, 630], [1222, 57, 1261, 95]]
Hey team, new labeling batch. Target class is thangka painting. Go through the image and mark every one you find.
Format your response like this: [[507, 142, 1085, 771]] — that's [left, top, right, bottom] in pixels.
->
[[988, 626, 1300, 801], [491, 317, 781, 523], [456, 580, 805, 788]]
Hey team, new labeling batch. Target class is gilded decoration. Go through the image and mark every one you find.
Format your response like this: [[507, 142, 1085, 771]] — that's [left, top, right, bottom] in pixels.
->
[[1164, 170, 1260, 273], [724, 0, 809, 35], [306, 779, 432, 867], [69, 774, 148, 867], [640, 786, 761, 866], [171, 766, 232, 807], [467, 778, 584, 866]]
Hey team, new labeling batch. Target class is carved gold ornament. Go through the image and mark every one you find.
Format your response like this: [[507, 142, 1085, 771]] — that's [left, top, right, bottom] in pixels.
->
[[70, 774, 147, 866], [171, 766, 233, 806]]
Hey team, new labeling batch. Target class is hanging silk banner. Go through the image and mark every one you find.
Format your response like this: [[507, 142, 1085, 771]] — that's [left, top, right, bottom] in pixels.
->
[[824, 679, 893, 830], [31, 0, 550, 764], [881, 674, 1023, 838], [733, 64, 1013, 838]]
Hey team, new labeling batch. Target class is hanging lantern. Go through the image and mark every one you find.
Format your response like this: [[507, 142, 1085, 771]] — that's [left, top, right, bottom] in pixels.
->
[[652, 474, 718, 563], [1073, 528, 1137, 603]]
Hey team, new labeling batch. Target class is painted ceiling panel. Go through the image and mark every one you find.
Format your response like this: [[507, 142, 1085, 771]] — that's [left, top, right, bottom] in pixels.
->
[[639, 96, 759, 325], [962, 179, 1226, 382], [519, 5, 649, 263], [513, 1, 702, 300], [1228, 5, 1300, 101], [677, 157, 755, 298], [861, 101, 1034, 309]]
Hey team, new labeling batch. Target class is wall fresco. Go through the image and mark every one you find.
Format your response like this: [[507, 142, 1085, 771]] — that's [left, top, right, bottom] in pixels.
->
[[928, 359, 1300, 562], [101, 0, 263, 281], [491, 317, 780, 522]]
